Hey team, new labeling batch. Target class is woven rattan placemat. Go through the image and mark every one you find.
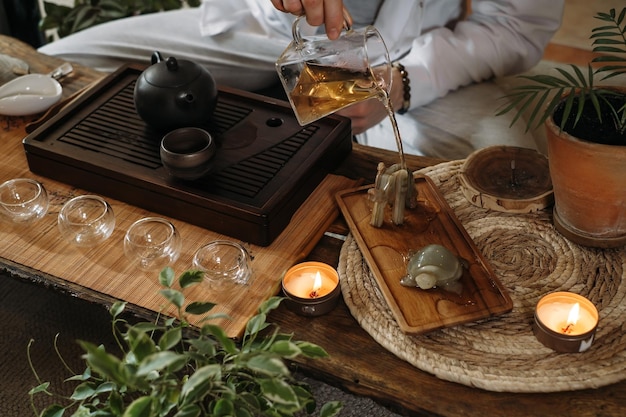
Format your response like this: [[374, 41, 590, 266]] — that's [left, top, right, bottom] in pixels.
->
[[338, 160, 626, 393]]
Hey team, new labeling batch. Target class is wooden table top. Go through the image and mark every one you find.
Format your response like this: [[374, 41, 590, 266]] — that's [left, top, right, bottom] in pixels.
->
[[2, 34, 625, 417]]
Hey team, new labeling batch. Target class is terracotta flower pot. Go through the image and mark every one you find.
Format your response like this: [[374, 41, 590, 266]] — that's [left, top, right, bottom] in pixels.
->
[[545, 113, 626, 248]]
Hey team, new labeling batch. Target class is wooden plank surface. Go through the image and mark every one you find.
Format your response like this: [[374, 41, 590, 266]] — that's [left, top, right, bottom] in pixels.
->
[[270, 231, 626, 417]]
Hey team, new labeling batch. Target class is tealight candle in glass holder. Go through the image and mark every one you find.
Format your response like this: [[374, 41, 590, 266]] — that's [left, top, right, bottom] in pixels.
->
[[533, 291, 599, 353], [124, 217, 181, 271], [282, 261, 341, 317], [0, 178, 49, 224]]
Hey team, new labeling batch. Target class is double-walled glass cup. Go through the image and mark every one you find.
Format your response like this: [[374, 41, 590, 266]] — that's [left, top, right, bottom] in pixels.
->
[[124, 217, 181, 271], [0, 178, 49, 224], [58, 195, 115, 247], [276, 16, 391, 125], [192, 240, 252, 287]]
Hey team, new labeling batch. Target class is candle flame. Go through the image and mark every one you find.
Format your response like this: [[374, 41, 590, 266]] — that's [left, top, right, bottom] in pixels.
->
[[567, 303, 580, 326], [313, 271, 322, 292], [561, 303, 580, 334]]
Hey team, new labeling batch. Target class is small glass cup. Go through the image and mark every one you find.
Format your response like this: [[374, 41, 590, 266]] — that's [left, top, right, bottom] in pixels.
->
[[192, 240, 252, 287], [124, 217, 181, 271], [0, 178, 49, 224], [58, 195, 115, 247]]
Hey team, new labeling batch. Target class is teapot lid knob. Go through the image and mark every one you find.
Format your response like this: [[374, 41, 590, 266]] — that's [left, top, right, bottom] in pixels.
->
[[166, 56, 179, 72]]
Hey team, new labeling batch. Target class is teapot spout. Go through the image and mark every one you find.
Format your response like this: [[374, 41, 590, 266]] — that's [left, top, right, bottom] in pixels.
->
[[177, 91, 196, 106]]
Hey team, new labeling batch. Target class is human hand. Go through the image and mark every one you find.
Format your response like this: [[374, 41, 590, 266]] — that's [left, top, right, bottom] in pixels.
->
[[269, 0, 349, 40], [337, 65, 406, 134], [337, 99, 387, 135]]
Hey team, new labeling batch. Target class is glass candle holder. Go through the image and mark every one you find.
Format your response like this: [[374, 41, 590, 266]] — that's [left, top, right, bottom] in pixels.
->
[[0, 178, 49, 224], [58, 195, 115, 247], [533, 291, 599, 353], [192, 240, 252, 287], [282, 261, 341, 317], [124, 217, 181, 271]]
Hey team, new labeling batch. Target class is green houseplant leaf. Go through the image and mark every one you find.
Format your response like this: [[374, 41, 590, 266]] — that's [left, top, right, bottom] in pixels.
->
[[27, 268, 342, 417], [41, 0, 202, 39], [123, 395, 153, 417]]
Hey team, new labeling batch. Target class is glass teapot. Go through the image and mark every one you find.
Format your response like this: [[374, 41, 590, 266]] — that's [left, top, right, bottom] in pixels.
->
[[276, 16, 391, 125]]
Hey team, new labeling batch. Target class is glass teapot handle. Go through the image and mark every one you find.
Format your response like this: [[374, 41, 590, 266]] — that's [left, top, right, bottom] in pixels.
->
[[291, 8, 354, 49], [291, 16, 305, 48]]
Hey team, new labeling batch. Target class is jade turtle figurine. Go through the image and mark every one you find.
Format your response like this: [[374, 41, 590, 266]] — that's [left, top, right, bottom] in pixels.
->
[[401, 244, 466, 294]]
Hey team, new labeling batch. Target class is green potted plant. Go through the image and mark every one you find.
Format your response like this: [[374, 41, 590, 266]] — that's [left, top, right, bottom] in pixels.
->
[[40, 0, 201, 39], [27, 267, 342, 417], [497, 7, 626, 248]]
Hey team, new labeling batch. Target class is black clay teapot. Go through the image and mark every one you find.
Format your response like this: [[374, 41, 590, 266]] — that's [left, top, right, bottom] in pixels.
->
[[134, 51, 218, 131]]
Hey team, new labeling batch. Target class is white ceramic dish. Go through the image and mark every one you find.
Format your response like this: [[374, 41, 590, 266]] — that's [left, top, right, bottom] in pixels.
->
[[0, 74, 62, 116]]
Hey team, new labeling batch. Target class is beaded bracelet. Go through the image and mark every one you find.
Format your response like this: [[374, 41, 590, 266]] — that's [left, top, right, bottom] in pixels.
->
[[392, 61, 411, 114]]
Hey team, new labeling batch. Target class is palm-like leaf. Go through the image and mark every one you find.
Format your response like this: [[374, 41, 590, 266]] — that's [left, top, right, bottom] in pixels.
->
[[592, 8, 626, 80], [498, 7, 626, 136], [496, 64, 599, 132]]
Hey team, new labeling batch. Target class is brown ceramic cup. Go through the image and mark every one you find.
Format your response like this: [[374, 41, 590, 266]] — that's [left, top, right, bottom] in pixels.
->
[[160, 127, 216, 180]]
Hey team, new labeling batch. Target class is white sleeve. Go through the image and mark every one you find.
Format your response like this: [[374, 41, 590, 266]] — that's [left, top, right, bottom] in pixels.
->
[[402, 0, 565, 109], [200, 0, 293, 38]]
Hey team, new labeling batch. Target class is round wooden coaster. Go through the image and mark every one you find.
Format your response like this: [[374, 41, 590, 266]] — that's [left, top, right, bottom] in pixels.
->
[[458, 146, 553, 213]]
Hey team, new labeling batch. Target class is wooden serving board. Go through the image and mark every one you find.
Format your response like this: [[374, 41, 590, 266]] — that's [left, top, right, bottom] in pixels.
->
[[336, 175, 513, 335]]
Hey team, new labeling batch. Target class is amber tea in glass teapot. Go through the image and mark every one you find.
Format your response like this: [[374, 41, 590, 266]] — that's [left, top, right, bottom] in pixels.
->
[[276, 16, 391, 126]]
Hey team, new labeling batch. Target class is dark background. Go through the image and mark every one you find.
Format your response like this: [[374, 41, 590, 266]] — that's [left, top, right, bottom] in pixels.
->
[[1, 0, 45, 47]]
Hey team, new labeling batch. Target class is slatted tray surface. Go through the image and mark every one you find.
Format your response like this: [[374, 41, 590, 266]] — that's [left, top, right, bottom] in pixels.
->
[[23, 65, 352, 246]]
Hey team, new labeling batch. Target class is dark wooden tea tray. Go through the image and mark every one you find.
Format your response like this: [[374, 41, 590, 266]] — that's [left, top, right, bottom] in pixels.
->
[[22, 65, 352, 246]]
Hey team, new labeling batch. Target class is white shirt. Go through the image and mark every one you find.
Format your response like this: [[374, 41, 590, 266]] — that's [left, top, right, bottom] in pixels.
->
[[200, 0, 564, 110]]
